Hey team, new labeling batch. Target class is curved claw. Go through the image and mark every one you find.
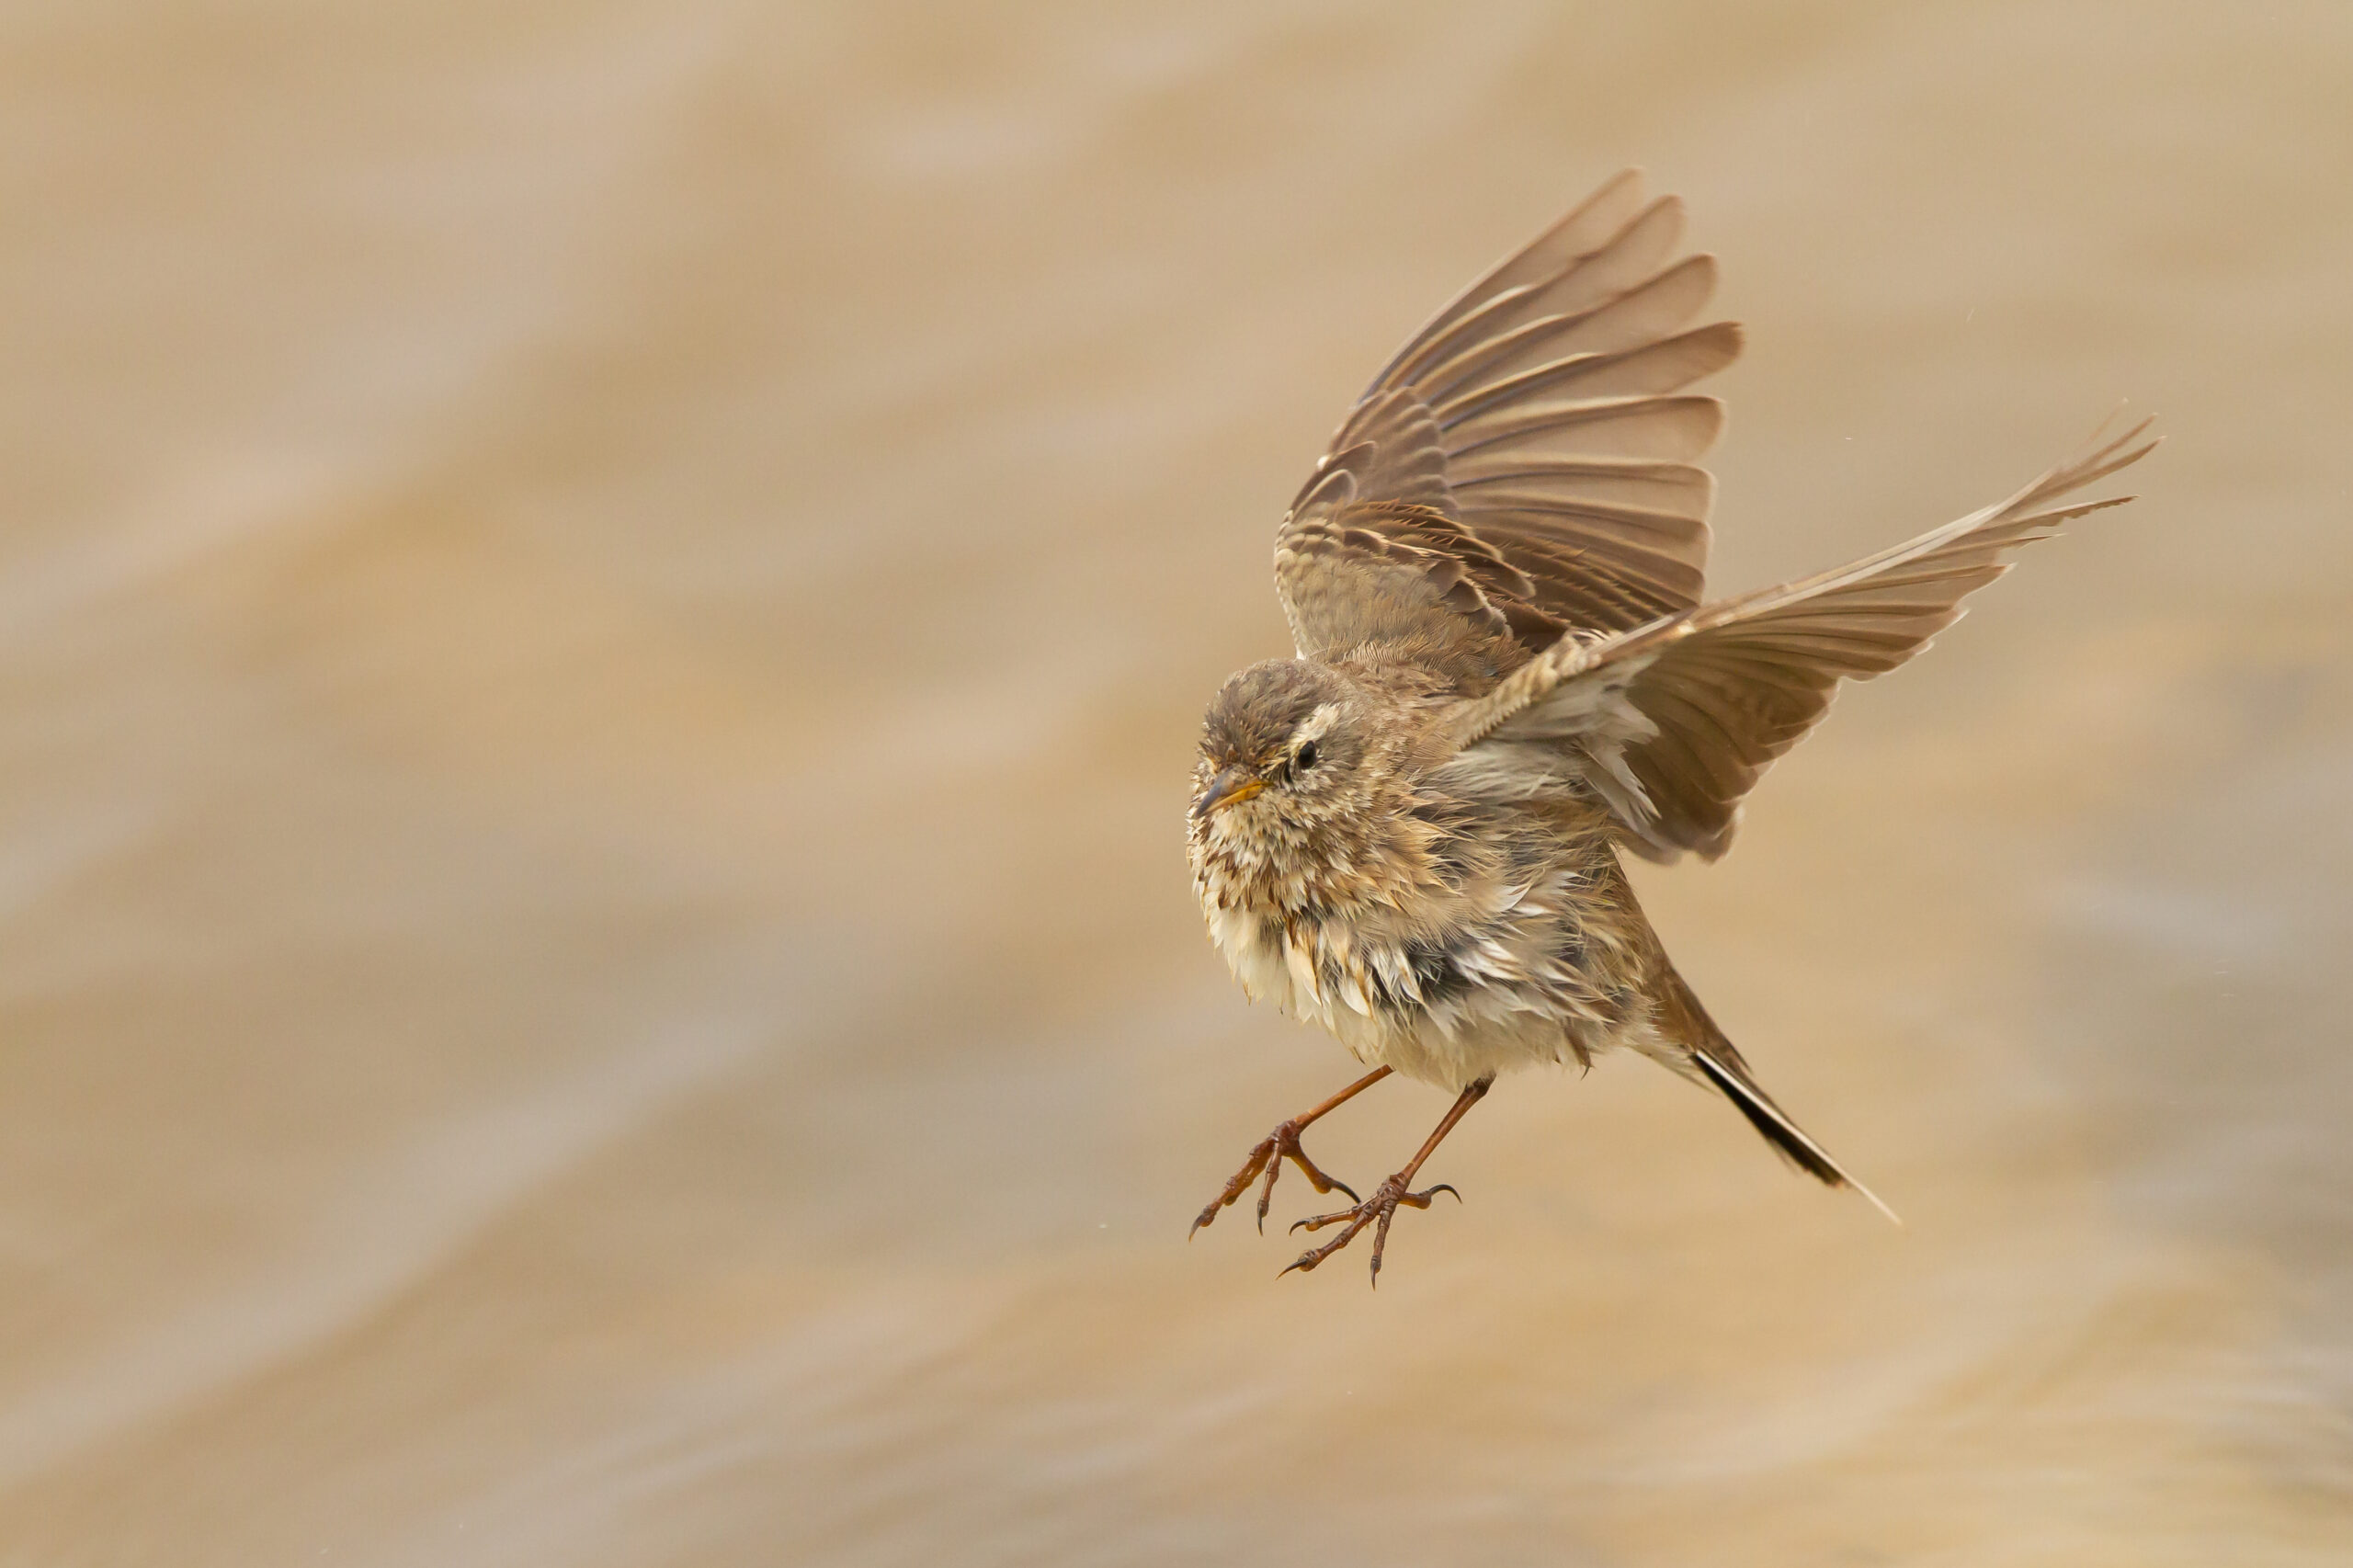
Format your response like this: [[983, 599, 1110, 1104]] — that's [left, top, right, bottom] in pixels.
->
[[1279, 1172, 1469, 1284], [1189, 1141, 1274, 1240], [1194, 1119, 1359, 1240]]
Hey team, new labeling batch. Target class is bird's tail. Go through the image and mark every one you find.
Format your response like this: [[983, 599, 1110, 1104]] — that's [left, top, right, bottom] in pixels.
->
[[1659, 966, 1902, 1226]]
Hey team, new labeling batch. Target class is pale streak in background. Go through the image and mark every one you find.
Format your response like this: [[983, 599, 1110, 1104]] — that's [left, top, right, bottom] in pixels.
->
[[2, 2, 2349, 1563]]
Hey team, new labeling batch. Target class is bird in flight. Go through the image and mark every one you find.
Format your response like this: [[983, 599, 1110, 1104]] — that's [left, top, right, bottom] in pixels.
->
[[1184, 169, 2153, 1284]]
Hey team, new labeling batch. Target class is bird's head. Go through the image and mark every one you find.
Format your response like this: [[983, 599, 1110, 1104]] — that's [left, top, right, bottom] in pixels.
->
[[1189, 660, 1375, 850]]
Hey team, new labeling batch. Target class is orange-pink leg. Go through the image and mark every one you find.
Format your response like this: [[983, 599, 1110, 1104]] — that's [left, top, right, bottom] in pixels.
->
[[1190, 1067, 1392, 1238], [1285, 1074, 1491, 1286]]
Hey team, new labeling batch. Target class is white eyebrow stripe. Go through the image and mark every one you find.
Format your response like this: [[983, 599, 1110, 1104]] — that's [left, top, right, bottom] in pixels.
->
[[1293, 702, 1341, 745]]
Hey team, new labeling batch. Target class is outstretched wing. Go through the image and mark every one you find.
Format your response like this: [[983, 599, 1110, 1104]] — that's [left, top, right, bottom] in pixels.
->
[[1274, 171, 1740, 682], [1445, 419, 2159, 861]]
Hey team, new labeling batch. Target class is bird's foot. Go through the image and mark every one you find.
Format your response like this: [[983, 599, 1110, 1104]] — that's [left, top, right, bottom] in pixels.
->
[[1190, 1119, 1359, 1238], [1282, 1172, 1461, 1286]]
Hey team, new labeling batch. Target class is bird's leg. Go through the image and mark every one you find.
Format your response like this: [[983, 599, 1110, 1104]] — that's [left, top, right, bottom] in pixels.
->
[[1190, 1066, 1391, 1238], [1285, 1074, 1492, 1286]]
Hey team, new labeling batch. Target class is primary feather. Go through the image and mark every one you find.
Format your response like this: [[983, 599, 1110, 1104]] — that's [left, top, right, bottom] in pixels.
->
[[1446, 415, 2157, 858]]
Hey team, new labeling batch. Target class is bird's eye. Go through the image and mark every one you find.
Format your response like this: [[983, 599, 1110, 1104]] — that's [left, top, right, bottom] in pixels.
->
[[1295, 740, 1319, 771]]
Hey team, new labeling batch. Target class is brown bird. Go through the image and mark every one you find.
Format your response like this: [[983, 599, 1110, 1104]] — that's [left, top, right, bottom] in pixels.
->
[[1185, 169, 2154, 1283]]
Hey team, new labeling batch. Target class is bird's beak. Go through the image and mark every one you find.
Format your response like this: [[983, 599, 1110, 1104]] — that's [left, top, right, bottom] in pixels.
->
[[1191, 767, 1265, 820]]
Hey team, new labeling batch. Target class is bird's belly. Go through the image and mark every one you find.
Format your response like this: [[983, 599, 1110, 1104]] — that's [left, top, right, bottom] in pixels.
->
[[1203, 903, 1622, 1092], [1369, 1007, 1597, 1091]]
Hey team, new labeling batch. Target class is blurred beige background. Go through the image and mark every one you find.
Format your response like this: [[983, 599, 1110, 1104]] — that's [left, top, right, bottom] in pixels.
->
[[4, 2, 2350, 1562]]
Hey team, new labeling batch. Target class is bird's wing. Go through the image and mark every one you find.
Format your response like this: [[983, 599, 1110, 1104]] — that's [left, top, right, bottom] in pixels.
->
[[1442, 418, 2159, 861], [1274, 170, 1740, 679]]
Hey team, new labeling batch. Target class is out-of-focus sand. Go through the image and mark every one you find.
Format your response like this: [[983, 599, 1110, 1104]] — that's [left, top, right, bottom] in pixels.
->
[[2, 3, 2349, 1562]]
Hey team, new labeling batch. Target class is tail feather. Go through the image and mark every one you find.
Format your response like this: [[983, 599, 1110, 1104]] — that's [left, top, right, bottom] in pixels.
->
[[1664, 969, 1902, 1226], [1689, 1050, 1902, 1227]]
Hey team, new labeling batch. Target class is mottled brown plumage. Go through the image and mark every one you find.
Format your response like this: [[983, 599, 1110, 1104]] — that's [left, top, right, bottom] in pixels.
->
[[1186, 170, 2155, 1283]]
